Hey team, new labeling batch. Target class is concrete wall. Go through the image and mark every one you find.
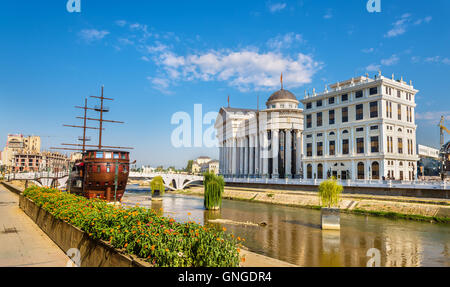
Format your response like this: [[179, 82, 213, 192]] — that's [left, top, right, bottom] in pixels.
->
[[225, 182, 449, 199], [18, 194, 151, 267]]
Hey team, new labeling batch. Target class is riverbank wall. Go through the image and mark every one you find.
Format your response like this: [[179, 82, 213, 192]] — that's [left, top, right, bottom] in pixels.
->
[[178, 185, 450, 223]]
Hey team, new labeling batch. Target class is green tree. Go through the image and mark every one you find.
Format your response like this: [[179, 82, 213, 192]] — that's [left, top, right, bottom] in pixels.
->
[[186, 160, 193, 173], [318, 177, 343, 208], [203, 172, 224, 210], [151, 176, 165, 196]]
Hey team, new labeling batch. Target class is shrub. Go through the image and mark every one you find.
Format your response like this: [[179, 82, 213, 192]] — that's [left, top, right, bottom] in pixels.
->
[[318, 177, 343, 208], [23, 186, 240, 267], [203, 172, 224, 210], [151, 176, 165, 196]]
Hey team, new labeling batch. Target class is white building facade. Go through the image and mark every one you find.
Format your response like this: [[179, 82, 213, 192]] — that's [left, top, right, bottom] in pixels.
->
[[215, 86, 305, 179], [301, 73, 419, 181], [216, 73, 420, 181]]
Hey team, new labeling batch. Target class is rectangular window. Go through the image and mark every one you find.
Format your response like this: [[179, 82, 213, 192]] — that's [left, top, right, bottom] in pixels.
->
[[306, 114, 312, 128], [316, 100, 322, 107], [113, 153, 119, 159], [356, 127, 364, 132], [397, 90, 401, 98], [97, 166, 101, 173], [398, 104, 402, 120], [105, 152, 112, 159], [342, 139, 349, 154], [317, 112, 322, 127], [342, 107, 348, 123], [356, 138, 364, 154], [306, 134, 312, 138], [317, 142, 323, 156], [355, 90, 363, 98], [398, 138, 403, 154], [307, 143, 312, 157], [96, 152, 104, 159], [356, 104, 363, 120], [370, 101, 378, 118], [328, 97, 335, 105], [329, 110, 335, 125], [371, 136, 379, 153], [329, 140, 335, 156], [341, 94, 348, 101], [370, 125, 379, 130], [369, 87, 378, 95], [306, 102, 312, 109]]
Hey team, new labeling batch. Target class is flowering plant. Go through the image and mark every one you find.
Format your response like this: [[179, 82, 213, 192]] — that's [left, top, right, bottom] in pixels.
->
[[23, 186, 240, 267]]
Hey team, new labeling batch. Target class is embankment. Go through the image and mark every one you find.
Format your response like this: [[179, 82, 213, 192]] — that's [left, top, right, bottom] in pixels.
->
[[177, 185, 450, 223]]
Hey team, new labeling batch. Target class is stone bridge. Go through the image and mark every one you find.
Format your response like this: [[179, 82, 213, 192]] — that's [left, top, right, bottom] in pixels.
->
[[128, 172, 203, 191], [4, 172, 70, 189]]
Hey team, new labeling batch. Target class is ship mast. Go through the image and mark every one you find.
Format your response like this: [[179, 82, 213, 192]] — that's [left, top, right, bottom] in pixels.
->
[[50, 86, 133, 152]]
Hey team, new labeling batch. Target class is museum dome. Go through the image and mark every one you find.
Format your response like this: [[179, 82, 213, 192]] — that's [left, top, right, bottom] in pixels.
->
[[267, 89, 298, 103]]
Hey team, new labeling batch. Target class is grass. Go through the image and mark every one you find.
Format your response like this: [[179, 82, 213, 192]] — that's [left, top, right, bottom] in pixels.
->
[[350, 209, 450, 224]]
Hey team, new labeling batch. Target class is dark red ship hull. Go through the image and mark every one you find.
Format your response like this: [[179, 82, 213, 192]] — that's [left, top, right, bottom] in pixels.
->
[[69, 149, 130, 202]]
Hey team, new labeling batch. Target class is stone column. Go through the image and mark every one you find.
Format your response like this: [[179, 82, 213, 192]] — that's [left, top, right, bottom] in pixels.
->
[[285, 130, 292, 178], [249, 135, 254, 177], [232, 138, 237, 176], [262, 131, 269, 178], [239, 138, 244, 177], [296, 130, 302, 178], [244, 136, 249, 177], [255, 134, 260, 177], [272, 129, 279, 178]]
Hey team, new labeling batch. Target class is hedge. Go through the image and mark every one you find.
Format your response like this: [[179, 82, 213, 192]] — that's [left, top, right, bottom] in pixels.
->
[[23, 186, 240, 267]]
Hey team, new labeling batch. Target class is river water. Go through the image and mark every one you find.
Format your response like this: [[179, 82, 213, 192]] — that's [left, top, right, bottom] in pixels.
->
[[123, 185, 449, 267]]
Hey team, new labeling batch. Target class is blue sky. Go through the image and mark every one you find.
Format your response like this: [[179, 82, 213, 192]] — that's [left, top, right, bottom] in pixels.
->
[[0, 0, 449, 168]]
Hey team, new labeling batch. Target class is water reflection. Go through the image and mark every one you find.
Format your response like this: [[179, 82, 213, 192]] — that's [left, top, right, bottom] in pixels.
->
[[123, 186, 450, 267]]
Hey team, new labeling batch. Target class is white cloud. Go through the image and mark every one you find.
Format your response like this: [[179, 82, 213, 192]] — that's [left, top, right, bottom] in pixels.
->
[[78, 29, 110, 42], [267, 33, 304, 50], [148, 77, 172, 94], [385, 14, 410, 38], [415, 111, 450, 122], [118, 38, 134, 45], [381, 54, 399, 66], [115, 20, 127, 27], [323, 9, 333, 19], [268, 2, 286, 13], [385, 14, 432, 38], [366, 64, 381, 72], [154, 49, 321, 92], [362, 48, 374, 53]]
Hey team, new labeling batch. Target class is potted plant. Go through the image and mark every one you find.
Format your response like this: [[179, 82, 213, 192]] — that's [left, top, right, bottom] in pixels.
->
[[151, 176, 165, 201], [318, 177, 343, 230], [203, 172, 224, 210]]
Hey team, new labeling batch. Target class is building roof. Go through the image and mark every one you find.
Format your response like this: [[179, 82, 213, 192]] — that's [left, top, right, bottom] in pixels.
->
[[266, 89, 298, 103]]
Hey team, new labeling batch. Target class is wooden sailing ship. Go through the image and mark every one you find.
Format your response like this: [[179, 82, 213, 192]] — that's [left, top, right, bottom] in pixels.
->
[[51, 86, 133, 202]]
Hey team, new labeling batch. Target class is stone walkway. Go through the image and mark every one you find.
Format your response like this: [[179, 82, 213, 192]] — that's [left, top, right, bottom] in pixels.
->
[[0, 185, 69, 267]]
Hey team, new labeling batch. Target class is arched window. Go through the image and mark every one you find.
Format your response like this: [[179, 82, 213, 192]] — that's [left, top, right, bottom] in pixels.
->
[[317, 164, 323, 179], [357, 162, 365, 179], [371, 162, 380, 179], [307, 164, 312, 179], [329, 131, 335, 136], [342, 130, 349, 134]]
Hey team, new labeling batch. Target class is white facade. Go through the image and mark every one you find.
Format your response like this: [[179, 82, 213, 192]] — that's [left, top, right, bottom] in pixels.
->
[[216, 73, 420, 181], [215, 87, 304, 179], [301, 73, 419, 180]]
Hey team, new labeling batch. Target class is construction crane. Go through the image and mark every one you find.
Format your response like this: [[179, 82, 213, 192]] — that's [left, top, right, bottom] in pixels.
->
[[439, 116, 450, 147]]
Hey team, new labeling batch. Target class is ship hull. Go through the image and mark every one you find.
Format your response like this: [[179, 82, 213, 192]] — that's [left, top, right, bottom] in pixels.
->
[[68, 150, 130, 202]]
